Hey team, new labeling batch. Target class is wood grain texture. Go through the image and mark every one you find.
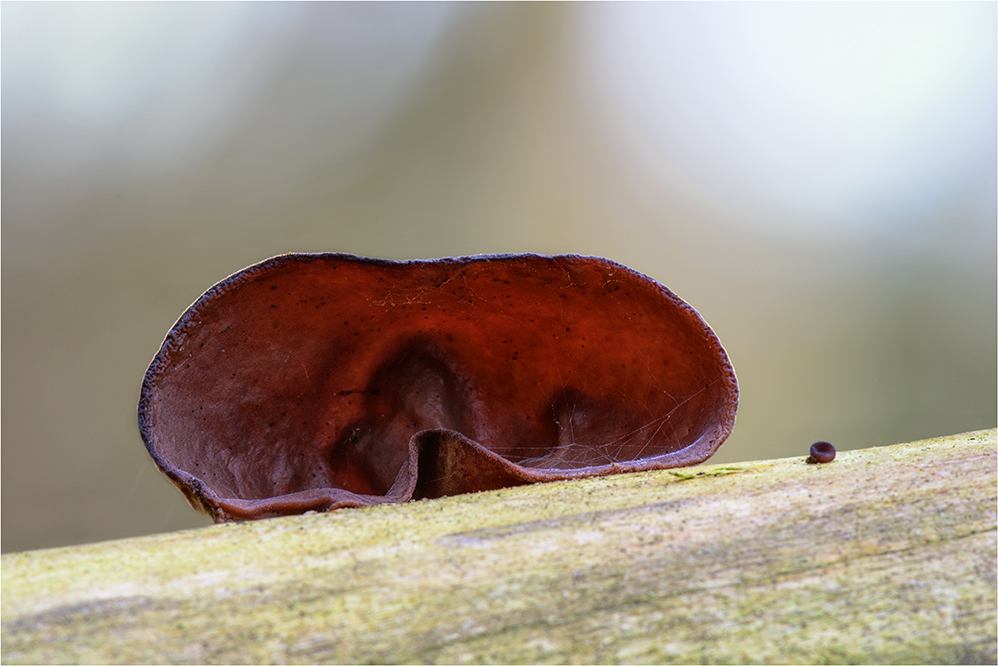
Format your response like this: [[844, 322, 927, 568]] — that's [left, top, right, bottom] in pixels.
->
[[3, 428, 995, 664]]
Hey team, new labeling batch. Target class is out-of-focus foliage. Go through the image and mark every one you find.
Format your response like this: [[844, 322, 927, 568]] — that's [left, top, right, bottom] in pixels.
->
[[3, 3, 994, 552]]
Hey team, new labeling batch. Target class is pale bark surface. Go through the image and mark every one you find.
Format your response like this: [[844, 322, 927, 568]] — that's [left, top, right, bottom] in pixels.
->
[[3, 429, 995, 664]]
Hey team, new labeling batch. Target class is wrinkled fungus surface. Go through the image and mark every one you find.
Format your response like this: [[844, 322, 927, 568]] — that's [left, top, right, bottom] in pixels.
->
[[139, 253, 739, 522]]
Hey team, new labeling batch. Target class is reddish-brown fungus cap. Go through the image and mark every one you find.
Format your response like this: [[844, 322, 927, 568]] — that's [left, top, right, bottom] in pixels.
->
[[139, 253, 738, 522]]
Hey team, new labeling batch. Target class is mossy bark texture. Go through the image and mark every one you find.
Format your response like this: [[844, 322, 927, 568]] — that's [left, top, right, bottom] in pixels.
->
[[3, 429, 995, 664]]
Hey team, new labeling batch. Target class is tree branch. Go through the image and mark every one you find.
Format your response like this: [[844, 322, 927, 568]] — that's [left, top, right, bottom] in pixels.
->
[[3, 429, 995, 664]]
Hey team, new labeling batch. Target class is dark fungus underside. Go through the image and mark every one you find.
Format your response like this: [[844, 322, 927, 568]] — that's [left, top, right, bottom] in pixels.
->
[[139, 253, 738, 522]]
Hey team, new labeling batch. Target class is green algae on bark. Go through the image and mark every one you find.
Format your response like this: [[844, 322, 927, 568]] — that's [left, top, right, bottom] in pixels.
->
[[3, 429, 995, 664]]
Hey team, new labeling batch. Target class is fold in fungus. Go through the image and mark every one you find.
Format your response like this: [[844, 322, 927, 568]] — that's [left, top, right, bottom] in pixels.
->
[[139, 253, 738, 522]]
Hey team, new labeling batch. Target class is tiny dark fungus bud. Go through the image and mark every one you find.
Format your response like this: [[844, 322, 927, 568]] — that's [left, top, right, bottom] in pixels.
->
[[808, 441, 836, 464]]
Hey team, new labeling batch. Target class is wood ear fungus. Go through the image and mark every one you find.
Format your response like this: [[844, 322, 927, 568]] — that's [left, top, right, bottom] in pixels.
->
[[808, 441, 836, 464], [138, 253, 738, 522]]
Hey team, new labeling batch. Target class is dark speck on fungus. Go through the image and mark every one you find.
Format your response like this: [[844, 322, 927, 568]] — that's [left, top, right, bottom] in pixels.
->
[[808, 441, 836, 464], [138, 253, 739, 522]]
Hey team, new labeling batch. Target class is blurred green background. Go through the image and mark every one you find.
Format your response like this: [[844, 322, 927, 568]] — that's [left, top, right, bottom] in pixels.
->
[[3, 3, 995, 553]]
